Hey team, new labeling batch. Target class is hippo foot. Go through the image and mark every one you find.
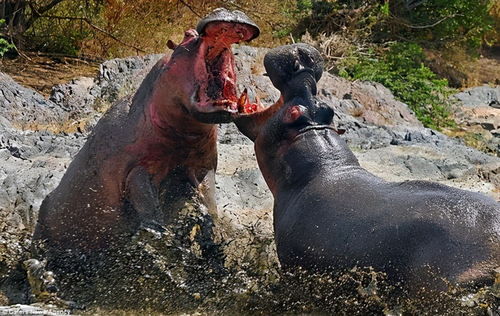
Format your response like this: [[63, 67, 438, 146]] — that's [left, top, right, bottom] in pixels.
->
[[23, 258, 84, 310]]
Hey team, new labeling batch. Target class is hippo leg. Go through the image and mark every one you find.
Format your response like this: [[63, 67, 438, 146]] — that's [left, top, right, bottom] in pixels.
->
[[125, 167, 163, 230], [196, 169, 217, 218]]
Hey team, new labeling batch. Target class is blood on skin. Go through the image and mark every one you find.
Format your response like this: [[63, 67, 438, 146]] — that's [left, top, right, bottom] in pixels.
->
[[236, 88, 259, 114], [283, 105, 304, 124], [203, 22, 253, 60], [196, 21, 261, 114]]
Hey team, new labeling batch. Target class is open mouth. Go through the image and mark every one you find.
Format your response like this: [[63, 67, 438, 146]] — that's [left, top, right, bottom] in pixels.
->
[[298, 125, 336, 134], [194, 21, 261, 118], [291, 125, 337, 142]]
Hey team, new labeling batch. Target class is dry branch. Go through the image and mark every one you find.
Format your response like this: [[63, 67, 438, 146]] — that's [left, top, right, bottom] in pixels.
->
[[25, 0, 65, 29], [394, 14, 462, 29], [38, 15, 146, 54], [179, 0, 202, 18]]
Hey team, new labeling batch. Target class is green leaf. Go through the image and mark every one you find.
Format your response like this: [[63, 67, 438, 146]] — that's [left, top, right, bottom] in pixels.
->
[[338, 42, 456, 129], [380, 1, 390, 16]]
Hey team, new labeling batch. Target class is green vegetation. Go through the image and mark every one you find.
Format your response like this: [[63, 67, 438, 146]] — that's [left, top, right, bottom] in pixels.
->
[[395, 0, 494, 50], [3, 0, 295, 58], [289, 0, 497, 51], [26, 1, 100, 56], [338, 43, 455, 129], [1, 0, 499, 129], [284, 0, 499, 129], [0, 19, 13, 57]]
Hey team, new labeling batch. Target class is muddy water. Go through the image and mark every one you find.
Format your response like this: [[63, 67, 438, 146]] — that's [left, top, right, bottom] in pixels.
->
[[27, 201, 499, 316], [75, 266, 498, 315]]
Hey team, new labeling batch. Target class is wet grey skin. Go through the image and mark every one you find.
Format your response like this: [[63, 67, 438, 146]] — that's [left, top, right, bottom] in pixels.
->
[[238, 43, 500, 291], [264, 43, 323, 98], [32, 9, 260, 256]]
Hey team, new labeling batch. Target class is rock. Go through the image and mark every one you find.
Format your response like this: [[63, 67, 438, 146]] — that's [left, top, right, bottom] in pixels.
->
[[477, 162, 500, 189], [0, 73, 69, 131], [91, 54, 164, 110], [0, 74, 88, 297], [318, 74, 422, 127], [451, 86, 500, 155], [49, 77, 95, 113], [456, 106, 500, 130], [404, 156, 443, 179], [215, 135, 276, 272], [357, 143, 497, 196], [453, 85, 500, 108], [452, 105, 500, 156], [47, 54, 164, 125]]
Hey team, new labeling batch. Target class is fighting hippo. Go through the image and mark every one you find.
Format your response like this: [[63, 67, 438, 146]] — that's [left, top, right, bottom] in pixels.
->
[[236, 44, 500, 290], [33, 9, 262, 256]]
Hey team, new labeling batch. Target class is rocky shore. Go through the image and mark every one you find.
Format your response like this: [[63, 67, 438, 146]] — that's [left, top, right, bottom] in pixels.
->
[[0, 46, 498, 314]]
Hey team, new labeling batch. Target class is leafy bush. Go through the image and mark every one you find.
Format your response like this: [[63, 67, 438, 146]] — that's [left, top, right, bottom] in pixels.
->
[[25, 1, 101, 55], [293, 0, 390, 40], [0, 19, 14, 57], [396, 0, 494, 50], [339, 42, 455, 130], [294, 0, 497, 51], [485, 0, 500, 45], [23, 0, 296, 57]]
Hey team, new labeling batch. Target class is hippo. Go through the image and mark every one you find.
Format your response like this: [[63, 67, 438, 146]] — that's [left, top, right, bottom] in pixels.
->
[[33, 8, 263, 256], [236, 44, 500, 291]]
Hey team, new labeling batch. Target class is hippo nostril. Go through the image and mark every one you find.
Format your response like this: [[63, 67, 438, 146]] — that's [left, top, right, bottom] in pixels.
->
[[284, 105, 306, 124], [315, 103, 334, 125], [298, 49, 314, 67]]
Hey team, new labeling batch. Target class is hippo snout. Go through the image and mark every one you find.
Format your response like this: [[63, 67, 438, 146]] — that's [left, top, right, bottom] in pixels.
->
[[264, 43, 323, 95], [312, 100, 334, 126], [284, 98, 334, 128]]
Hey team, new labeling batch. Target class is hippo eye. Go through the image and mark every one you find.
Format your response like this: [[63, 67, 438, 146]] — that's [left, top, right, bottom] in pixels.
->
[[298, 49, 314, 67], [293, 60, 300, 72], [185, 30, 197, 38]]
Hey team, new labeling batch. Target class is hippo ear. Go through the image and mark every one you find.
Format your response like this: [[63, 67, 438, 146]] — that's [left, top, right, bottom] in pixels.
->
[[235, 96, 284, 142], [167, 40, 178, 50]]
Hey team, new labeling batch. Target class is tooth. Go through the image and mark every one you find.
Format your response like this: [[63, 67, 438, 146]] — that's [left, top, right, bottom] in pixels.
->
[[255, 95, 263, 109], [237, 89, 248, 109]]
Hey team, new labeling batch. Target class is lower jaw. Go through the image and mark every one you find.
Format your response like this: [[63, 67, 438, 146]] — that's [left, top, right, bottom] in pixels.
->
[[191, 109, 235, 124], [196, 84, 259, 116]]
